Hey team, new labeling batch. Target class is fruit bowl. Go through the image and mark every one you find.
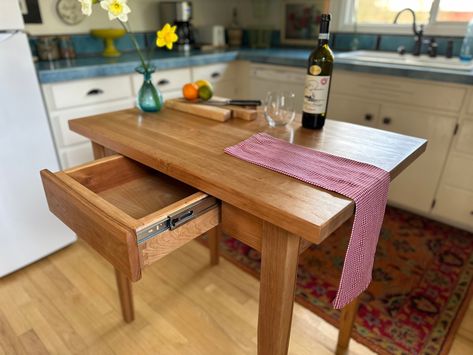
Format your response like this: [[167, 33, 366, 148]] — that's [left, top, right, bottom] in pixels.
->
[[90, 28, 126, 57]]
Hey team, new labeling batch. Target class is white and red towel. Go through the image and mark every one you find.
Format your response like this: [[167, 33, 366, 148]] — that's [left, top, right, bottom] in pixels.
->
[[225, 132, 390, 309]]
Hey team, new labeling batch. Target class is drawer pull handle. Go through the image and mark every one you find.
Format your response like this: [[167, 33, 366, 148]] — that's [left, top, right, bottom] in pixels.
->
[[470, 211, 473, 215], [157, 79, 170, 86], [211, 72, 221, 79], [86, 89, 104, 96], [383, 117, 392, 125], [364, 113, 373, 121], [170, 209, 194, 230]]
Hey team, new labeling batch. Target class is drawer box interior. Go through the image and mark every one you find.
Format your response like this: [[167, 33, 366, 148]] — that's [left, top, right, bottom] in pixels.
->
[[67, 156, 198, 220], [41, 155, 219, 281]]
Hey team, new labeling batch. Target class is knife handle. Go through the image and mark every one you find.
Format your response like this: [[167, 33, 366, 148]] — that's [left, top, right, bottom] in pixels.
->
[[228, 100, 262, 106]]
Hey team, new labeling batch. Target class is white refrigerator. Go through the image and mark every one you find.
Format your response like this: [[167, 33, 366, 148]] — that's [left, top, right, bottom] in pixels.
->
[[0, 0, 76, 277]]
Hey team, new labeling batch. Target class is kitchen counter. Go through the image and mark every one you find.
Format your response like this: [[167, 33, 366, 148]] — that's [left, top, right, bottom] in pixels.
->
[[36, 48, 473, 85]]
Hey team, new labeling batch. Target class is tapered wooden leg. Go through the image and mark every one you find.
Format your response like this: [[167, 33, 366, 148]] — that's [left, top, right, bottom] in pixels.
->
[[336, 296, 360, 355], [115, 269, 134, 323], [208, 226, 220, 266], [258, 222, 301, 355]]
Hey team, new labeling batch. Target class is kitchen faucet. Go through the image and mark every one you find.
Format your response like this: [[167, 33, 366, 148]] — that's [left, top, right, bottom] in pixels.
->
[[393, 8, 424, 56]]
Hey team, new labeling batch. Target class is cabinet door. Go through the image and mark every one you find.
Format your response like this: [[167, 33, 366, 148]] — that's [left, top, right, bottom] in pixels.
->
[[50, 99, 134, 148], [432, 185, 473, 231], [59, 143, 94, 169], [214, 80, 237, 99], [379, 105, 457, 212], [327, 94, 380, 127]]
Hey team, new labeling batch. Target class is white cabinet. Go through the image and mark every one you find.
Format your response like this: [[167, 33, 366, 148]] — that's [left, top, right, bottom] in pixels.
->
[[329, 70, 461, 214], [328, 94, 380, 127], [433, 114, 473, 231], [191, 62, 237, 98], [378, 105, 456, 212], [248, 64, 306, 110], [131, 67, 191, 96], [47, 75, 133, 110], [42, 75, 136, 169]]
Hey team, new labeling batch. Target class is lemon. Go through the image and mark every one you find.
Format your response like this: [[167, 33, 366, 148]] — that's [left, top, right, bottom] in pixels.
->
[[195, 79, 213, 89], [198, 85, 213, 101]]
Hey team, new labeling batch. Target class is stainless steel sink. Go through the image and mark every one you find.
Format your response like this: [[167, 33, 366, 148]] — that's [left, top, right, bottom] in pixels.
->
[[337, 50, 473, 71]]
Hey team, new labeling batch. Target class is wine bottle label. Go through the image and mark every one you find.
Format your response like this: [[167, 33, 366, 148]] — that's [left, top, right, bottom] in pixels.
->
[[303, 75, 331, 114]]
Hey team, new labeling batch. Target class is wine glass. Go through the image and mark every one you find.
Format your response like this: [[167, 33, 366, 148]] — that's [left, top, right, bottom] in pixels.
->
[[264, 91, 296, 127]]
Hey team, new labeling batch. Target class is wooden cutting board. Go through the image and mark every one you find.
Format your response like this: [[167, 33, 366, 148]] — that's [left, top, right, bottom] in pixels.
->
[[165, 98, 258, 122]]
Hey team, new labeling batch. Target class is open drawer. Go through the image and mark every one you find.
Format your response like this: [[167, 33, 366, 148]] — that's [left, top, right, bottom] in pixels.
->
[[41, 155, 220, 281]]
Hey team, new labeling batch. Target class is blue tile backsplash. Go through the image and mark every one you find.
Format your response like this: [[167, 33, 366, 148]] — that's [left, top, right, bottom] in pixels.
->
[[28, 30, 464, 59]]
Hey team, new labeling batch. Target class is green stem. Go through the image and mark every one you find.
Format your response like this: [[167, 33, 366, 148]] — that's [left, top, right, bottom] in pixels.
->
[[119, 20, 149, 70]]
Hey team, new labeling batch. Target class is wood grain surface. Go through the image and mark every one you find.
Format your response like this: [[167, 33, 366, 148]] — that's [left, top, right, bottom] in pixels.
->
[[70, 109, 426, 244]]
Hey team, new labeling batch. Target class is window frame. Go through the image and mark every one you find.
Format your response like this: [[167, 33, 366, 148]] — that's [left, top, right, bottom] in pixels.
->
[[337, 0, 469, 36]]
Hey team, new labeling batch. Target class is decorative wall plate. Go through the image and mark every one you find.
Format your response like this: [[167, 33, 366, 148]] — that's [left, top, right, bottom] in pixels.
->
[[56, 0, 85, 25]]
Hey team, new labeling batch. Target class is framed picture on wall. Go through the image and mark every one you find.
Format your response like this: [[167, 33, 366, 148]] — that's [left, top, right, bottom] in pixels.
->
[[22, 0, 43, 24], [281, 0, 330, 45]]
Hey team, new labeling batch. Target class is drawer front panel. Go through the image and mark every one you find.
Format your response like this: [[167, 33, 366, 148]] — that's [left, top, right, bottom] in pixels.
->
[[332, 70, 466, 113], [51, 76, 133, 110], [138, 207, 219, 266], [132, 68, 191, 95], [42, 155, 221, 276], [433, 185, 473, 230], [441, 153, 473, 190], [192, 63, 236, 84], [41, 169, 141, 281]]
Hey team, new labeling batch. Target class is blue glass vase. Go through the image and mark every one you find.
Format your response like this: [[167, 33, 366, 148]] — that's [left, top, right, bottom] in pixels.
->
[[135, 65, 163, 113]]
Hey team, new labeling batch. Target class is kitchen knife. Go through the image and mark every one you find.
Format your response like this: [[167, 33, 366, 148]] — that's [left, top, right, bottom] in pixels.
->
[[180, 98, 262, 107]]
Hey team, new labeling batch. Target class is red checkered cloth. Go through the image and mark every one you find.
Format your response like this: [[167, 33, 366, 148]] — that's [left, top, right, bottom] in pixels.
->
[[224, 132, 390, 308]]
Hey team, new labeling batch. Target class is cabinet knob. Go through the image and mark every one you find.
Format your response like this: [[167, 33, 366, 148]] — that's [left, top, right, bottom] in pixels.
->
[[211, 72, 221, 79], [364, 113, 373, 121], [157, 79, 170, 86], [383, 117, 392, 125], [86, 89, 104, 96]]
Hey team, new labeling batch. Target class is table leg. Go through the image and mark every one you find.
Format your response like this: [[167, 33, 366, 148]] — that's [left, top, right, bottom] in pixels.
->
[[115, 269, 135, 323], [208, 226, 220, 266], [258, 222, 301, 355], [336, 296, 360, 355]]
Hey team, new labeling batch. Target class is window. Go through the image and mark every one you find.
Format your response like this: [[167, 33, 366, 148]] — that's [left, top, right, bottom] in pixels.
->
[[341, 0, 473, 35], [355, 0, 431, 25], [436, 0, 473, 22]]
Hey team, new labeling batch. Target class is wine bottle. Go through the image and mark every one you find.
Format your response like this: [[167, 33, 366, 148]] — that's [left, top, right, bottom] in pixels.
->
[[302, 13, 334, 129]]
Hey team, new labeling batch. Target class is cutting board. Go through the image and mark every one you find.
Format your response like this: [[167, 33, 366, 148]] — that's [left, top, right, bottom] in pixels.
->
[[165, 98, 258, 122]]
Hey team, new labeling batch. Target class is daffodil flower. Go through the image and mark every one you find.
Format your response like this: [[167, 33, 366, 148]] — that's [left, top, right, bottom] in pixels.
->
[[100, 0, 131, 22], [78, 0, 93, 16], [156, 24, 179, 50]]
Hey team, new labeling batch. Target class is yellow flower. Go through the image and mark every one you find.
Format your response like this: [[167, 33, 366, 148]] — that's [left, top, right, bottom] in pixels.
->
[[156, 24, 179, 50], [100, 0, 131, 22]]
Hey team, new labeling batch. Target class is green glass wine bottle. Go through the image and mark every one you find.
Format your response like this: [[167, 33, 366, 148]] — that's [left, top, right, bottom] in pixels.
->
[[302, 13, 334, 129]]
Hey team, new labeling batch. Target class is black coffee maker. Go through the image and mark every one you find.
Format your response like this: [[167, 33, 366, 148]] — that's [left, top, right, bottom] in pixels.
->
[[159, 1, 195, 51]]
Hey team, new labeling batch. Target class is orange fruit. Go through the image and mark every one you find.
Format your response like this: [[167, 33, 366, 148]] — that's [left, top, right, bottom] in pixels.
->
[[182, 83, 199, 100]]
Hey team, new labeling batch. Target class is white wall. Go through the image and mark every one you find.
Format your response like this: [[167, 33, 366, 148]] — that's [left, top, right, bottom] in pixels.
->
[[25, 0, 240, 35], [25, 0, 343, 36]]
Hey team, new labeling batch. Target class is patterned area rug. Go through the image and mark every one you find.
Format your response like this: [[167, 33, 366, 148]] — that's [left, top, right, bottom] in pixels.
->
[[206, 207, 473, 354]]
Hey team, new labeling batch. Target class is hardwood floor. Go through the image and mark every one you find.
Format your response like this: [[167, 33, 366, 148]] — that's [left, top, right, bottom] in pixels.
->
[[0, 239, 471, 355]]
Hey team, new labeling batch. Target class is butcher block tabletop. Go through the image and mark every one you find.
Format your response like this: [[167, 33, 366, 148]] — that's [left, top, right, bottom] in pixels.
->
[[69, 108, 427, 244]]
